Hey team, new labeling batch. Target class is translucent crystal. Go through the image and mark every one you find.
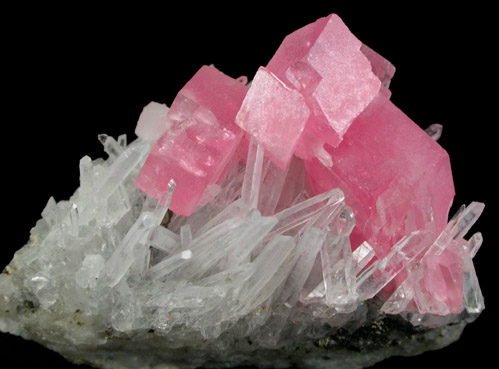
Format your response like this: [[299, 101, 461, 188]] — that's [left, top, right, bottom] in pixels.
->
[[381, 203, 485, 315], [75, 254, 105, 289], [356, 230, 435, 300], [352, 241, 376, 274], [425, 123, 443, 141], [135, 66, 248, 216], [462, 233, 485, 314], [134, 102, 172, 143], [241, 136, 265, 210], [306, 93, 455, 260], [105, 180, 175, 287], [0, 12, 486, 369], [321, 208, 358, 311], [235, 67, 310, 170]]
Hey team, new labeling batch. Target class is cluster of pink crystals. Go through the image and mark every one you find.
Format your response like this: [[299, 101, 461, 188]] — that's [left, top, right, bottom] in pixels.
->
[[134, 14, 475, 315]]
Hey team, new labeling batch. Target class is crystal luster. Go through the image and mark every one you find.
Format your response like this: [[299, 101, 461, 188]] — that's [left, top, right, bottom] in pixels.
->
[[0, 13, 485, 369], [135, 65, 247, 216]]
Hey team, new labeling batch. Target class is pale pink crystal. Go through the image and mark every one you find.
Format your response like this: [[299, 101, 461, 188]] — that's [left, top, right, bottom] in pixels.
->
[[235, 67, 310, 170], [135, 66, 247, 216], [305, 93, 455, 257], [134, 102, 172, 143], [360, 44, 396, 89], [415, 248, 464, 315]]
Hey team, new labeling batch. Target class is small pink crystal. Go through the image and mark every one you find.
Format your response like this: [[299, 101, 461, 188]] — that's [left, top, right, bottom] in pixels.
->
[[135, 66, 247, 216], [135, 102, 172, 143]]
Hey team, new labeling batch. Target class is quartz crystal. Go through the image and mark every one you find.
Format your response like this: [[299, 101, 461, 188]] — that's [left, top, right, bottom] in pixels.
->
[[0, 13, 485, 369]]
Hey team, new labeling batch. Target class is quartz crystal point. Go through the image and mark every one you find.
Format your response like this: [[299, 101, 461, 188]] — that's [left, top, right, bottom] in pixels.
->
[[380, 202, 485, 316], [0, 12, 486, 369]]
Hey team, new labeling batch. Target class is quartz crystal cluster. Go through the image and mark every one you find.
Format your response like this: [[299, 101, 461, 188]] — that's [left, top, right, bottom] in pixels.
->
[[0, 13, 485, 369]]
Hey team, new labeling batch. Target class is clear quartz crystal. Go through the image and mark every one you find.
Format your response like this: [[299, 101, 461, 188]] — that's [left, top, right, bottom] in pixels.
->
[[3, 133, 484, 355], [258, 158, 290, 216], [424, 123, 443, 141], [320, 207, 358, 311], [75, 254, 106, 289], [462, 233, 485, 313], [241, 136, 265, 210], [0, 18, 487, 367], [381, 203, 485, 315], [105, 180, 176, 286], [352, 241, 376, 274], [269, 188, 344, 237], [99, 134, 125, 159], [356, 230, 435, 300], [96, 139, 150, 201]]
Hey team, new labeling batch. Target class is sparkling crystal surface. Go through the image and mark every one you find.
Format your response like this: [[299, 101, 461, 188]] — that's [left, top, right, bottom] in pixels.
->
[[0, 11, 486, 369]]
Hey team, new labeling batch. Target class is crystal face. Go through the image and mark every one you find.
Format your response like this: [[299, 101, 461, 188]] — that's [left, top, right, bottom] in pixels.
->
[[0, 13, 486, 369]]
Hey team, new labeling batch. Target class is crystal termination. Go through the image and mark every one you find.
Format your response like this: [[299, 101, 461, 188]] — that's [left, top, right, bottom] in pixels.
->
[[0, 13, 484, 369]]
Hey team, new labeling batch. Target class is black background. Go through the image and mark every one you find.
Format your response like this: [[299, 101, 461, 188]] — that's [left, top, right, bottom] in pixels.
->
[[1, 4, 495, 369]]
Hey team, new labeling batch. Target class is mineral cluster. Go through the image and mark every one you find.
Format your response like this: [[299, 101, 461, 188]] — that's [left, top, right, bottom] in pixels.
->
[[0, 13, 485, 369]]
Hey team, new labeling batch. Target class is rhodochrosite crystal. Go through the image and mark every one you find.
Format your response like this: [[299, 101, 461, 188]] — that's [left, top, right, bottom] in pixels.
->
[[135, 65, 248, 216], [265, 14, 381, 157], [0, 13, 485, 369]]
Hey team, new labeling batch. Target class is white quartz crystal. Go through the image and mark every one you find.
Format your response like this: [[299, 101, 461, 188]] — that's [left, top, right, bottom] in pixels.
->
[[0, 134, 485, 369]]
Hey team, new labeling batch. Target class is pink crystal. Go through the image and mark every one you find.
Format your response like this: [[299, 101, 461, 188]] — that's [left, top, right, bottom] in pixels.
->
[[305, 93, 455, 257], [235, 67, 310, 170], [267, 14, 381, 152], [135, 66, 247, 216], [360, 44, 396, 90], [132, 13, 480, 318]]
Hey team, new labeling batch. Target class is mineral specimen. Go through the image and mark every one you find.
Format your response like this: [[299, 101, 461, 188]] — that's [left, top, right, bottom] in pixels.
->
[[135, 65, 248, 216], [0, 12, 485, 369]]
